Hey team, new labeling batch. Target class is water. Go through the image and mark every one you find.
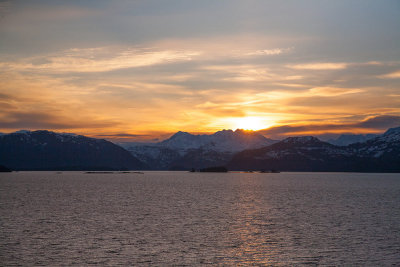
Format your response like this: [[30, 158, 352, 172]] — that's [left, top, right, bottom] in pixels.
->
[[1, 171, 400, 265]]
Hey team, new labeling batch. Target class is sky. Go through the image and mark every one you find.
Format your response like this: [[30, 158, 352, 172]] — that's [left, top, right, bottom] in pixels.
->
[[0, 0, 399, 141]]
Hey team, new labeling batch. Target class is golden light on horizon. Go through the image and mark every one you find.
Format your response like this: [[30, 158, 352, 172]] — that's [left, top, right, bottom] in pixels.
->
[[0, 2, 399, 141], [229, 116, 274, 131]]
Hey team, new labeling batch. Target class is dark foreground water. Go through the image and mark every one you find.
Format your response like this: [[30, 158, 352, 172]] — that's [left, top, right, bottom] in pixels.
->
[[1, 171, 400, 266]]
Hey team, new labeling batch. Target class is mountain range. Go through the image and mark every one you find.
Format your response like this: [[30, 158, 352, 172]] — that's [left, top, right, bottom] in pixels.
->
[[120, 129, 277, 170], [326, 134, 378, 146], [0, 127, 399, 172], [0, 130, 146, 171], [229, 129, 400, 172], [122, 127, 400, 172]]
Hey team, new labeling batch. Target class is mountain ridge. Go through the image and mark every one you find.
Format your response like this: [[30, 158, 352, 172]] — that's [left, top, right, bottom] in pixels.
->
[[1, 127, 399, 172], [121, 129, 277, 170], [326, 133, 378, 146], [0, 130, 147, 171], [228, 127, 400, 172]]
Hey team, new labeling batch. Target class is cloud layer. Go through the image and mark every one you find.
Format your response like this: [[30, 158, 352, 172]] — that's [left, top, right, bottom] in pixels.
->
[[0, 1, 399, 140], [258, 115, 400, 139]]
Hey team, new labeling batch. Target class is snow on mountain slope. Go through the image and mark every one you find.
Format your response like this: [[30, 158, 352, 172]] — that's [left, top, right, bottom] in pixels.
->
[[348, 126, 400, 158], [121, 129, 277, 170], [228, 127, 400, 172], [159, 129, 276, 152], [327, 134, 378, 146]]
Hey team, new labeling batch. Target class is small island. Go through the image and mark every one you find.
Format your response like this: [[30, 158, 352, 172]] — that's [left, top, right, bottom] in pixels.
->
[[0, 165, 12, 172], [199, 166, 228, 172], [260, 169, 280, 173]]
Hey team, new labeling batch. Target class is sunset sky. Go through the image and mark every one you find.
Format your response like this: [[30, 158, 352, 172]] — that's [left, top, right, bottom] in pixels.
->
[[1, 0, 399, 141]]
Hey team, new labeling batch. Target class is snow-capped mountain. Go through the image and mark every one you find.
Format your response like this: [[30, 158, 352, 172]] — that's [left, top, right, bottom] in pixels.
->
[[228, 127, 400, 172], [121, 129, 277, 170], [228, 136, 352, 171], [327, 134, 378, 146], [0, 130, 146, 170], [349, 126, 400, 159], [159, 129, 276, 153], [121, 127, 400, 171], [3, 127, 397, 172]]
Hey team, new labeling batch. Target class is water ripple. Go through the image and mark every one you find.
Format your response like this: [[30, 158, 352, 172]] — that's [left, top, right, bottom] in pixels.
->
[[1, 171, 400, 265]]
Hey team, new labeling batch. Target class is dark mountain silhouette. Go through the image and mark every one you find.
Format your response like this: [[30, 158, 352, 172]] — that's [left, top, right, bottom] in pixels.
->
[[168, 149, 232, 171], [2, 127, 399, 172], [228, 136, 353, 171], [0, 130, 147, 171], [228, 127, 400, 172], [125, 145, 181, 170]]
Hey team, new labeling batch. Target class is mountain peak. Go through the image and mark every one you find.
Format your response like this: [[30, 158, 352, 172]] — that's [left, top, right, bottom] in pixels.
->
[[0, 130, 146, 170], [170, 131, 191, 138], [174, 131, 190, 135], [158, 129, 276, 152], [384, 126, 400, 136], [234, 129, 256, 135]]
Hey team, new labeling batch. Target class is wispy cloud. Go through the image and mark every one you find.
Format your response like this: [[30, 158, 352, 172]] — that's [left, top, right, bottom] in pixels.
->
[[309, 87, 364, 96], [0, 1, 399, 140], [243, 48, 292, 57], [379, 70, 400, 79], [0, 47, 200, 73], [0, 110, 118, 130], [1, 37, 399, 139], [258, 115, 400, 138], [0, 39, 293, 74], [287, 62, 348, 70]]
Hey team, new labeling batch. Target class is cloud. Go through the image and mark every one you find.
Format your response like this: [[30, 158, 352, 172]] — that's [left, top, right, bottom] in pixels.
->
[[258, 115, 400, 138], [287, 62, 348, 70], [95, 133, 149, 138], [379, 70, 400, 79], [244, 48, 292, 56], [0, 111, 118, 130], [198, 107, 247, 117], [0, 92, 13, 100], [0, 34, 399, 139], [358, 115, 400, 129], [308, 87, 364, 96], [0, 1, 398, 141], [0, 35, 294, 75], [201, 64, 292, 83], [0, 47, 200, 73]]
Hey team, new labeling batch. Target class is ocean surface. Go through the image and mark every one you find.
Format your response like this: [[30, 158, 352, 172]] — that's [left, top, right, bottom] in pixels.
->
[[1, 171, 400, 266]]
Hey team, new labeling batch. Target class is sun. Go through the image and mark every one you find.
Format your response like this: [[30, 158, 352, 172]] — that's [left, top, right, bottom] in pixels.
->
[[231, 116, 272, 131]]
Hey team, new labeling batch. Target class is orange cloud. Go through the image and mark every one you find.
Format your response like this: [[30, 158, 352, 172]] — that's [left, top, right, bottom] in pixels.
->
[[287, 62, 348, 70], [258, 115, 400, 139], [309, 87, 364, 96], [379, 70, 400, 79]]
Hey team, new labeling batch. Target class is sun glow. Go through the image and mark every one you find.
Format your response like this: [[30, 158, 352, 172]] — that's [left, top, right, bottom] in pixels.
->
[[230, 116, 273, 131]]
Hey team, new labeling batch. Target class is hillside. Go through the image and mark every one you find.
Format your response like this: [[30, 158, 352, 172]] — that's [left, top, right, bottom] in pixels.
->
[[0, 130, 146, 171]]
